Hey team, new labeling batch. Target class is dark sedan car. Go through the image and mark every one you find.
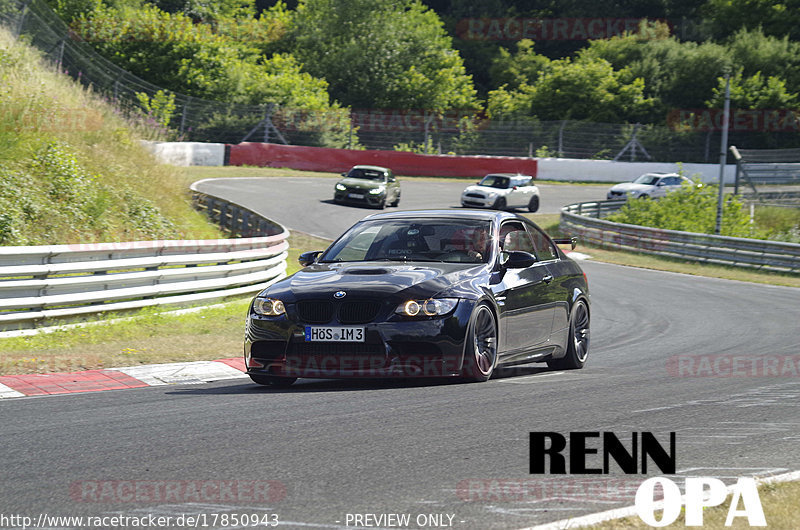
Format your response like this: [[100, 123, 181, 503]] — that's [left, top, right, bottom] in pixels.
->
[[244, 210, 589, 386]]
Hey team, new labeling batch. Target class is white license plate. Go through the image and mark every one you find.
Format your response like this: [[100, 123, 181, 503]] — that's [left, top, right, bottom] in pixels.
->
[[304, 326, 365, 342], [348, 193, 365, 199]]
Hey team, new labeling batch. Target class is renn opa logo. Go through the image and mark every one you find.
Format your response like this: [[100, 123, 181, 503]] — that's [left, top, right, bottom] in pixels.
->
[[529, 432, 766, 527]]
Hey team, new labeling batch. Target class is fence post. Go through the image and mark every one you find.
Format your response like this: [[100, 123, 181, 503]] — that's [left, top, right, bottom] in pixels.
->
[[14, 0, 32, 38], [179, 97, 190, 137], [347, 119, 354, 150], [558, 120, 566, 157]]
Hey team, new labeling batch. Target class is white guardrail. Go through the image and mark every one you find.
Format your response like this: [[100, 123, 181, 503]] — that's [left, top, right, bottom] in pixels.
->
[[0, 186, 289, 331], [561, 200, 800, 273]]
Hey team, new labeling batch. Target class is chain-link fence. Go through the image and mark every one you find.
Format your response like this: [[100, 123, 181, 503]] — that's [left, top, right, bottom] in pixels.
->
[[3, 0, 799, 162]]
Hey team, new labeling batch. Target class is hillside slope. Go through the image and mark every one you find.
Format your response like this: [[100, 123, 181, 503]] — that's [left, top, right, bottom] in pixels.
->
[[0, 26, 220, 245]]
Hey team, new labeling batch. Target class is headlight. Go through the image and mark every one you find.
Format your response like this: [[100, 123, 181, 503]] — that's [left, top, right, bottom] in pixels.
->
[[335, 183, 347, 191], [369, 187, 385, 195], [253, 297, 285, 316], [395, 298, 458, 317]]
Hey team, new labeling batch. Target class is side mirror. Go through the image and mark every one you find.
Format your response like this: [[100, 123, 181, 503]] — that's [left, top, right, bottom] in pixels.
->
[[500, 250, 536, 269], [341, 172, 347, 177], [553, 237, 578, 250], [298, 250, 323, 267]]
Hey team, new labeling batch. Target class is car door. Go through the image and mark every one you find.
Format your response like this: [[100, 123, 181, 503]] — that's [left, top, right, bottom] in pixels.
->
[[492, 221, 555, 355], [509, 177, 528, 208], [517, 176, 535, 206], [526, 222, 569, 335], [666, 176, 683, 194]]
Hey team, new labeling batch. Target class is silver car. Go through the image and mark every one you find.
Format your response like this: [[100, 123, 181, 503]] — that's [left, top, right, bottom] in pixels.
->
[[461, 174, 540, 212], [607, 173, 693, 199]]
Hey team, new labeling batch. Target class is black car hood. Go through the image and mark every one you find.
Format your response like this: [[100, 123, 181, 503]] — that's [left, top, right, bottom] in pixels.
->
[[265, 261, 490, 301]]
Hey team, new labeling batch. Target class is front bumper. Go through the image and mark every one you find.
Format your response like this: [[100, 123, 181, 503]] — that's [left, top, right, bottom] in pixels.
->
[[244, 302, 473, 379], [335, 189, 385, 206], [460, 193, 498, 208]]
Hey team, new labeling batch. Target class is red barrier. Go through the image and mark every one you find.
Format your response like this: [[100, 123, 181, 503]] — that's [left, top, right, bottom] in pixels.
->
[[228, 143, 537, 178]]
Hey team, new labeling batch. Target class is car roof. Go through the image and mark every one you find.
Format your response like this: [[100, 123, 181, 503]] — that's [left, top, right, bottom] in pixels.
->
[[485, 173, 533, 178], [351, 165, 391, 172], [361, 209, 525, 223], [641, 172, 679, 178]]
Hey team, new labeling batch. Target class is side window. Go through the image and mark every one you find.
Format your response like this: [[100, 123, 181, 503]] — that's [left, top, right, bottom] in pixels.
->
[[499, 222, 535, 254], [527, 225, 558, 261]]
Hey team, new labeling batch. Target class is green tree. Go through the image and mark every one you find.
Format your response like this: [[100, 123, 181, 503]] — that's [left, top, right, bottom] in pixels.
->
[[703, 0, 800, 41], [488, 56, 657, 123], [706, 71, 798, 109], [488, 39, 550, 91], [288, 0, 479, 110], [72, 4, 332, 107]]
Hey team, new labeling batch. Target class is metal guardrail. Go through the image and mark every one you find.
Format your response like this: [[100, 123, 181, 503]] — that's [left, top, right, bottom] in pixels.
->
[[0, 188, 290, 331], [560, 201, 800, 273]]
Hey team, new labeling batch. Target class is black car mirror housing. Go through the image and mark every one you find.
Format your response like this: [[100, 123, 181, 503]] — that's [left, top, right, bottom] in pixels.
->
[[298, 250, 323, 267], [500, 250, 536, 269]]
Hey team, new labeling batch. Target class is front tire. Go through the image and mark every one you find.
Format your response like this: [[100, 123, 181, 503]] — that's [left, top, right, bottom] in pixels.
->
[[493, 197, 506, 210], [391, 192, 400, 207], [547, 299, 590, 370], [528, 195, 540, 212], [461, 304, 498, 382], [249, 374, 297, 387]]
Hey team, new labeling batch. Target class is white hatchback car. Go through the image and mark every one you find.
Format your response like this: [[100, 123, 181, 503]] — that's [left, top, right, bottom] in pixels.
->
[[461, 174, 540, 212], [607, 173, 693, 199]]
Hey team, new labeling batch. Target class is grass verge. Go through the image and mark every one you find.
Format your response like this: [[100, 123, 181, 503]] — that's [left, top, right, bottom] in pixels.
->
[[591, 480, 800, 529]]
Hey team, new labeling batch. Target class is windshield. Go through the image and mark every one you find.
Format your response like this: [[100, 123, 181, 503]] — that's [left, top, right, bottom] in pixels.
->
[[478, 175, 510, 189], [633, 174, 661, 185], [320, 219, 492, 263], [347, 168, 386, 181]]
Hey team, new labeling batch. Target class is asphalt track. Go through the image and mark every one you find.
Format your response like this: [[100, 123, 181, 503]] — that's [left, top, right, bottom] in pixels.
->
[[2, 177, 799, 530]]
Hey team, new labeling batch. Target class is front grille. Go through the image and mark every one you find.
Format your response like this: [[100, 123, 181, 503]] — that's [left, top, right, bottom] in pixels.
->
[[295, 299, 381, 324], [465, 192, 485, 198], [338, 301, 381, 324], [462, 200, 484, 207], [296, 300, 334, 323]]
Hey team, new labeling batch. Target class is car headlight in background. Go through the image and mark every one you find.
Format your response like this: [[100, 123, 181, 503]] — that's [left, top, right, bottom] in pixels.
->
[[253, 297, 285, 316], [335, 183, 347, 191], [369, 187, 385, 195], [395, 298, 458, 317]]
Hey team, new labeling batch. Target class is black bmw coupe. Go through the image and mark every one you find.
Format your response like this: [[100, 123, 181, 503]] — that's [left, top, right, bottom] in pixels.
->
[[244, 210, 590, 386]]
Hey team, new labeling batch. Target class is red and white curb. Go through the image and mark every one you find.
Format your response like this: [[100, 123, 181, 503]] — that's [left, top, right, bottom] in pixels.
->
[[0, 358, 247, 399]]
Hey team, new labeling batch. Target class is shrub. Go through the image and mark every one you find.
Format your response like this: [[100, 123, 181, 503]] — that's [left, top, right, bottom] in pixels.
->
[[606, 183, 752, 237]]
